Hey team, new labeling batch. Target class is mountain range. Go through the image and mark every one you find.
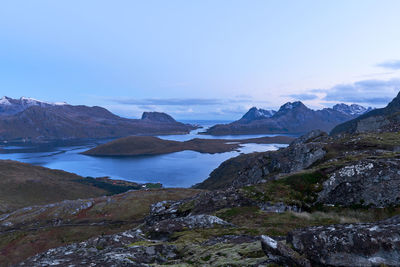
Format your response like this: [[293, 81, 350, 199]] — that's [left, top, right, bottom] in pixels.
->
[[331, 91, 400, 135], [204, 101, 372, 135], [0, 97, 195, 142]]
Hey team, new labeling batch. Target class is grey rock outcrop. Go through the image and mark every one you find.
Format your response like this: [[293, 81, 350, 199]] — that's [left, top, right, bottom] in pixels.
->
[[144, 215, 233, 240], [287, 216, 400, 266], [17, 229, 179, 267], [146, 188, 256, 225], [261, 235, 311, 267], [318, 159, 400, 207]]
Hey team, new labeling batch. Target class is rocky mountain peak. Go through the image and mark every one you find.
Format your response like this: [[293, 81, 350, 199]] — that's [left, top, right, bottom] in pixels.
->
[[141, 112, 177, 123], [332, 103, 371, 116], [278, 101, 307, 113], [240, 107, 276, 121]]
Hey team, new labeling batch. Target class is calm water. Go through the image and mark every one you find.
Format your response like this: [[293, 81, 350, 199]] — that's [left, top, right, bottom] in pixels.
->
[[0, 120, 289, 188]]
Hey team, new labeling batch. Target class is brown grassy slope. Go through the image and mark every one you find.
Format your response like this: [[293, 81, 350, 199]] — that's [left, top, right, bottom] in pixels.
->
[[0, 188, 201, 266], [0, 160, 111, 213], [83, 135, 294, 156]]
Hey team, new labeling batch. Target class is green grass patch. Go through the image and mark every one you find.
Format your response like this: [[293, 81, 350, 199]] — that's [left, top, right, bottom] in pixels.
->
[[242, 170, 327, 208]]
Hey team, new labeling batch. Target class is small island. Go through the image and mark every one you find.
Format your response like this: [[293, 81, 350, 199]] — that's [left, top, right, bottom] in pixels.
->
[[82, 135, 294, 157]]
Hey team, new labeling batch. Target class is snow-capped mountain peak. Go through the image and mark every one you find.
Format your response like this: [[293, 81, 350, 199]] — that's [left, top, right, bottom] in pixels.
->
[[240, 107, 276, 121], [0, 96, 12, 106], [0, 96, 68, 116], [332, 103, 371, 116]]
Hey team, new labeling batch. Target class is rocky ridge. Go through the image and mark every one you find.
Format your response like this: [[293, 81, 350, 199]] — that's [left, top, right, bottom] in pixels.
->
[[204, 101, 370, 135]]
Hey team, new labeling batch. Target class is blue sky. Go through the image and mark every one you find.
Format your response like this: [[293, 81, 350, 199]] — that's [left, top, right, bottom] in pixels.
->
[[1, 1, 400, 120]]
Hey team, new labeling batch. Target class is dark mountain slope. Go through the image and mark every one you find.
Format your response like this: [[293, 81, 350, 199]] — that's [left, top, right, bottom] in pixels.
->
[[0, 104, 195, 142], [331, 91, 400, 135], [205, 102, 368, 135]]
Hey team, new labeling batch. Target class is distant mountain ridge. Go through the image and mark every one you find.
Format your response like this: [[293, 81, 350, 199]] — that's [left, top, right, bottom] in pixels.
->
[[0, 96, 195, 142], [204, 102, 371, 135], [332, 103, 372, 116], [0, 96, 67, 116], [331, 91, 400, 135]]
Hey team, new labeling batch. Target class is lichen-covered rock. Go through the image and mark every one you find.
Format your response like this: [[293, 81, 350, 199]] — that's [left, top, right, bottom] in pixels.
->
[[144, 215, 233, 240], [258, 202, 301, 213], [261, 235, 311, 267], [318, 159, 400, 207], [17, 228, 180, 266], [146, 188, 256, 225], [287, 216, 400, 267]]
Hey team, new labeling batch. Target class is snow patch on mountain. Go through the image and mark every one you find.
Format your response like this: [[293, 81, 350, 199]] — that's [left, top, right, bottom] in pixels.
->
[[333, 103, 372, 116]]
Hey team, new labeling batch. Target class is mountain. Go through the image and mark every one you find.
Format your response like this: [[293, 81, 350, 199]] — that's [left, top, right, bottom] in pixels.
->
[[239, 107, 276, 122], [141, 111, 177, 123], [332, 103, 372, 116], [0, 96, 67, 116], [0, 97, 195, 142], [204, 102, 370, 135], [331, 92, 400, 135]]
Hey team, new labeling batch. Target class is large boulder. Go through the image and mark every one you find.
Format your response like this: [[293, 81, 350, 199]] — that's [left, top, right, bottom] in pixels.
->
[[261, 235, 311, 267], [144, 215, 233, 240], [145, 189, 256, 225], [287, 216, 400, 266], [318, 159, 400, 207]]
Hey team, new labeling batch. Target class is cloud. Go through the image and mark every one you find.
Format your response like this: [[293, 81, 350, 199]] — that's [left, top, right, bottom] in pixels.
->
[[287, 93, 318, 101], [110, 96, 261, 107], [309, 89, 327, 93], [112, 98, 224, 106], [323, 78, 400, 105], [376, 60, 400, 70]]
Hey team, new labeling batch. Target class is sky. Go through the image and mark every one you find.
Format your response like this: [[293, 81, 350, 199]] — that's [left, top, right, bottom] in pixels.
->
[[1, 1, 400, 120]]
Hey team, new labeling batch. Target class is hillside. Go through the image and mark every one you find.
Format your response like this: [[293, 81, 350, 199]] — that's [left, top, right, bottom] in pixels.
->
[[0, 97, 196, 142], [83, 135, 294, 156], [0, 160, 156, 213], [331, 91, 400, 135], [204, 102, 370, 135]]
